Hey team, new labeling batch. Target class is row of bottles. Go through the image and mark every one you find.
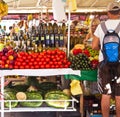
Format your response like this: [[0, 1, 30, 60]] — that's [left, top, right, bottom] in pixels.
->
[[69, 31, 86, 49], [30, 20, 67, 48], [1, 20, 67, 53]]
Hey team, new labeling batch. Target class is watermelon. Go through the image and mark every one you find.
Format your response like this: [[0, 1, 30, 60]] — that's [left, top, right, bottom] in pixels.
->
[[12, 84, 29, 92], [38, 82, 57, 97], [45, 90, 70, 108], [20, 92, 43, 107], [4, 89, 18, 108]]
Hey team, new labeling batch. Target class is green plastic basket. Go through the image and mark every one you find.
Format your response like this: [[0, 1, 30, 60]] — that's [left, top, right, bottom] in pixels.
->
[[64, 69, 98, 81]]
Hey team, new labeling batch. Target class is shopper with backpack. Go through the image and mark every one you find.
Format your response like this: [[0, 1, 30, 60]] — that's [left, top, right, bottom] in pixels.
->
[[92, 2, 120, 117]]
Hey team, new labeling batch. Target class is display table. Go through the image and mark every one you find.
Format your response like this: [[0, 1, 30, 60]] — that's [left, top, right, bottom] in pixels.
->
[[0, 68, 80, 117]]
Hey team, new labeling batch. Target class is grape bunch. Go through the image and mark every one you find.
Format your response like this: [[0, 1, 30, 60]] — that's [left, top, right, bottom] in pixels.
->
[[86, 46, 99, 57]]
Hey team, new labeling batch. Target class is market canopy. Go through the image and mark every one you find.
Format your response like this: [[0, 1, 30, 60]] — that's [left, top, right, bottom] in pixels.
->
[[4, 0, 118, 13]]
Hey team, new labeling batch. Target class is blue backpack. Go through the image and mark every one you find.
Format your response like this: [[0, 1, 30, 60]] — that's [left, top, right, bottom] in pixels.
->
[[101, 22, 120, 64]]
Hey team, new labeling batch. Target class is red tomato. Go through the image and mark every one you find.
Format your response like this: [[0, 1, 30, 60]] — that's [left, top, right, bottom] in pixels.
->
[[46, 58, 50, 62], [38, 61, 42, 66], [25, 65, 30, 69], [43, 61, 47, 65], [19, 66, 25, 69], [6, 60, 10, 64], [9, 65, 13, 69], [46, 50, 52, 55], [59, 55, 64, 59], [25, 59, 29, 63], [36, 58, 40, 62], [55, 65, 59, 68], [51, 55, 55, 59], [27, 55, 32, 60], [14, 65, 19, 69], [29, 62, 33, 66], [22, 62, 26, 66], [59, 64, 63, 68], [34, 61, 38, 65], [52, 58, 56, 62], [16, 61, 21, 66], [56, 57, 60, 61], [51, 50, 56, 55], [30, 58, 34, 62], [38, 55, 43, 59], [45, 64, 50, 69], [40, 65, 45, 69], [49, 61, 54, 65], [35, 65, 39, 69], [61, 51, 66, 56], [51, 65, 55, 68], [30, 66, 34, 69], [17, 58, 23, 62], [32, 54, 38, 59], [67, 61, 71, 66], [64, 64, 69, 68], [46, 55, 51, 58], [42, 51, 47, 55], [63, 59, 67, 64], [53, 61, 57, 65], [40, 58, 45, 62], [57, 61, 62, 65]]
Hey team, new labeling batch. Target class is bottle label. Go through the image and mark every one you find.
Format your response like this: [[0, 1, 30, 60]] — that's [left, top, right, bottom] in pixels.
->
[[55, 34, 59, 40], [50, 34, 54, 44], [46, 35, 49, 40], [36, 37, 39, 41], [60, 35, 64, 40], [41, 36, 44, 41], [46, 34, 50, 45], [51, 35, 54, 40]]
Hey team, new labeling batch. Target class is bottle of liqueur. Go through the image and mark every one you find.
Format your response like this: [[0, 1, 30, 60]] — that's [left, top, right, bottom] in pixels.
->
[[70, 31, 74, 49], [45, 24, 50, 48], [62, 19, 66, 36], [74, 31, 79, 45], [48, 22, 54, 48], [35, 29, 39, 46], [13, 32, 19, 49], [26, 38, 31, 53], [53, 20, 59, 47], [40, 22, 47, 46], [59, 26, 64, 47], [18, 30, 24, 50], [37, 20, 43, 42], [38, 42, 43, 52], [34, 44, 38, 53]]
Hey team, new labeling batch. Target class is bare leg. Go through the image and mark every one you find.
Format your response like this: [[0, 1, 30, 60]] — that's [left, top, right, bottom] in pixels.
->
[[115, 96, 120, 117], [101, 94, 111, 117]]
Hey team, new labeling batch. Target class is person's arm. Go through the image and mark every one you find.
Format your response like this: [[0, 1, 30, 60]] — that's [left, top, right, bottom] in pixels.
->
[[92, 35, 100, 50], [83, 33, 90, 43]]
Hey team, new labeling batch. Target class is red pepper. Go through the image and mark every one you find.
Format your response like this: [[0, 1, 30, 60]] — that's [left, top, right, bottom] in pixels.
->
[[91, 59, 99, 69], [82, 49, 90, 57], [73, 49, 82, 55]]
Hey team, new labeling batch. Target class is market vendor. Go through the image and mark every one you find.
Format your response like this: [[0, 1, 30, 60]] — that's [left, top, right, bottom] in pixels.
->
[[83, 17, 100, 46]]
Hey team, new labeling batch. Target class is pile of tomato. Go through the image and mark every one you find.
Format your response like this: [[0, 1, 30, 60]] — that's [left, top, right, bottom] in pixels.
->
[[14, 49, 71, 69]]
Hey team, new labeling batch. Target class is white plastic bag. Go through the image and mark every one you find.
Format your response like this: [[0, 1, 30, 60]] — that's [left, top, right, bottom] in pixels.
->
[[52, 0, 67, 22]]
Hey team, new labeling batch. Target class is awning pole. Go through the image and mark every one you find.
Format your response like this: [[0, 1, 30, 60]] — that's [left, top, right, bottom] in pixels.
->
[[67, 7, 71, 57]]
